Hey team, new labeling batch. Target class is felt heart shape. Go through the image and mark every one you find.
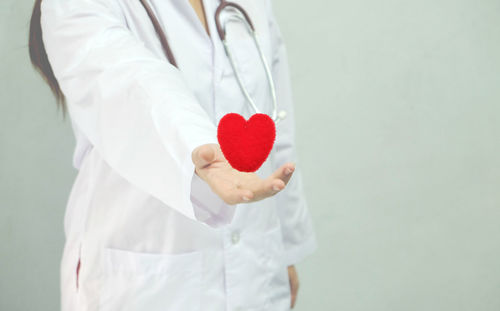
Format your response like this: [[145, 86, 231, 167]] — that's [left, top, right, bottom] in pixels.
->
[[217, 113, 276, 172]]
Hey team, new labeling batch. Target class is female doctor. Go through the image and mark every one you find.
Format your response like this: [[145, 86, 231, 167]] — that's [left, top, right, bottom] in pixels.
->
[[29, 0, 317, 310]]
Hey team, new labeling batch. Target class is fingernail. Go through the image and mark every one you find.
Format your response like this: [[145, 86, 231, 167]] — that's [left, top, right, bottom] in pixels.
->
[[285, 168, 292, 175], [273, 185, 281, 191], [242, 196, 250, 201]]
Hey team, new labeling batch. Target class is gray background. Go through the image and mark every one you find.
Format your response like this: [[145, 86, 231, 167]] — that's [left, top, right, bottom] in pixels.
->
[[1, 0, 500, 310]]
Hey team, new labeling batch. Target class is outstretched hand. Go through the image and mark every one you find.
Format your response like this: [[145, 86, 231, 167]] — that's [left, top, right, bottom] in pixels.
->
[[192, 144, 295, 205]]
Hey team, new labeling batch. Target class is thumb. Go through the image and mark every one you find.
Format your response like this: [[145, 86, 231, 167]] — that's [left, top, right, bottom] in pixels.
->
[[192, 144, 219, 169]]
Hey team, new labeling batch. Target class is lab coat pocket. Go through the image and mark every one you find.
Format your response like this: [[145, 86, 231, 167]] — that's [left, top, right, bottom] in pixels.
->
[[99, 248, 202, 311], [226, 225, 288, 309]]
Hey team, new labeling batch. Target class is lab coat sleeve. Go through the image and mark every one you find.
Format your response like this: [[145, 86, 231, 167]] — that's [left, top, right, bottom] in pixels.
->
[[40, 0, 235, 226], [266, 1, 318, 267]]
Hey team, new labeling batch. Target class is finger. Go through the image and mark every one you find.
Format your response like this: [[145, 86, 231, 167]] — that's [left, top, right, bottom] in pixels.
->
[[289, 276, 297, 308], [253, 178, 285, 201], [271, 179, 286, 193], [291, 280, 299, 308], [238, 189, 254, 203], [192, 144, 217, 168], [270, 162, 295, 186], [212, 144, 227, 162], [222, 188, 254, 205]]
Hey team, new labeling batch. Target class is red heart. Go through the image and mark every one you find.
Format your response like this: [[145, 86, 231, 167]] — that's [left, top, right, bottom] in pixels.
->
[[217, 113, 276, 172]]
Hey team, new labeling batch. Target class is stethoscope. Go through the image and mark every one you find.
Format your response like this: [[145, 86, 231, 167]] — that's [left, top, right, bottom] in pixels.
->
[[139, 0, 287, 123]]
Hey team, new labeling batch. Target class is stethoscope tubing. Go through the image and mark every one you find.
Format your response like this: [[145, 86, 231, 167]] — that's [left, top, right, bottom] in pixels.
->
[[139, 0, 284, 123]]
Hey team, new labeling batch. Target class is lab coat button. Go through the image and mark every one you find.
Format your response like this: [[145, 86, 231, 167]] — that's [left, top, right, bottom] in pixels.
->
[[231, 232, 240, 244]]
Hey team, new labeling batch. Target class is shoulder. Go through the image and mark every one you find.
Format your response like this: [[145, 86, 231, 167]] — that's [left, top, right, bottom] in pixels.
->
[[41, 0, 121, 16], [40, 0, 126, 35]]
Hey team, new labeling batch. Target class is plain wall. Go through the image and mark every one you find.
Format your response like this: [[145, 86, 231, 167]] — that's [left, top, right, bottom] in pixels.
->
[[1, 0, 500, 310]]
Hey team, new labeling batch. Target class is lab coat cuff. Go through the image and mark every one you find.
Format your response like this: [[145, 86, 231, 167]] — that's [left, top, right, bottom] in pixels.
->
[[189, 171, 237, 228], [182, 141, 236, 228], [283, 233, 318, 267]]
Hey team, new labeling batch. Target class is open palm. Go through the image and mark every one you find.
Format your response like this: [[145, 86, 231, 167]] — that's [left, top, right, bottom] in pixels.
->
[[192, 144, 295, 205]]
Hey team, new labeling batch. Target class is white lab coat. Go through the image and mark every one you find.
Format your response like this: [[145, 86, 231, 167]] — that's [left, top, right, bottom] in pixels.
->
[[41, 0, 317, 310]]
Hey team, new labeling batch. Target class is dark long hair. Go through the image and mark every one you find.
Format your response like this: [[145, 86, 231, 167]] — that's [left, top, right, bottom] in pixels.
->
[[29, 0, 66, 114]]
